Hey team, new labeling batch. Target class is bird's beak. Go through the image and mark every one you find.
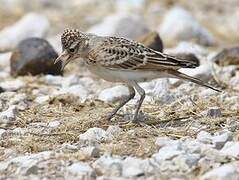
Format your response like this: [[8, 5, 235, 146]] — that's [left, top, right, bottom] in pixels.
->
[[54, 51, 71, 71]]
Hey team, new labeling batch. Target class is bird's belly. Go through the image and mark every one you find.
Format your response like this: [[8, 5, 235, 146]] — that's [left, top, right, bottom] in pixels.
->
[[87, 65, 168, 83]]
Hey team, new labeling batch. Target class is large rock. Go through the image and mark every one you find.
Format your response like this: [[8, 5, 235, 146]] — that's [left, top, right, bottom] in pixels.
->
[[212, 47, 239, 68], [10, 38, 62, 76], [159, 7, 215, 46], [87, 13, 149, 40], [138, 31, 163, 52], [0, 13, 49, 51]]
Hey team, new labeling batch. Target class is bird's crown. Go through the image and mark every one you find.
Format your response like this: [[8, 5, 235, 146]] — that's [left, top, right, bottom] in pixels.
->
[[61, 28, 86, 49]]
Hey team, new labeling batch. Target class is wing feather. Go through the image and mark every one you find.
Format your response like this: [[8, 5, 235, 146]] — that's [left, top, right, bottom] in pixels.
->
[[88, 37, 198, 70]]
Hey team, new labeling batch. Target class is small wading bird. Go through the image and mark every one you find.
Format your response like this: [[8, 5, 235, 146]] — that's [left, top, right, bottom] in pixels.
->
[[55, 29, 221, 122]]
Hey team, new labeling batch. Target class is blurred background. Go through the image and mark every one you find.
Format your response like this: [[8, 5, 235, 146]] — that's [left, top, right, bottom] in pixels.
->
[[1, 0, 239, 52]]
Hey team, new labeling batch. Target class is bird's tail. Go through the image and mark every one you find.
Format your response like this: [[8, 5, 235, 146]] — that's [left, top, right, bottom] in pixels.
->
[[168, 70, 222, 92]]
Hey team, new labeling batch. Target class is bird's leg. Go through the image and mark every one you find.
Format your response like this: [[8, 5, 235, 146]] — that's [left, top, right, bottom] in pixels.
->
[[131, 81, 145, 122], [107, 85, 135, 121]]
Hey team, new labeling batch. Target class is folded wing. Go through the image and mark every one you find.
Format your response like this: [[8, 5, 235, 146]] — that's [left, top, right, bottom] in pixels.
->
[[88, 37, 199, 70]]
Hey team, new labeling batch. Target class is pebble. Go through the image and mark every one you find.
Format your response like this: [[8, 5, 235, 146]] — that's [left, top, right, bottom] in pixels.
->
[[173, 154, 201, 172], [212, 46, 239, 67], [122, 157, 145, 177], [0, 105, 18, 125], [10, 38, 61, 76], [0, 79, 26, 91], [138, 31, 163, 52], [0, 128, 6, 137], [88, 13, 149, 40], [0, 13, 49, 51], [81, 146, 100, 158], [153, 143, 182, 162], [211, 131, 232, 149], [98, 85, 129, 103], [0, 151, 52, 173], [48, 120, 61, 128], [159, 7, 215, 46], [220, 142, 239, 158], [148, 79, 175, 104], [92, 155, 123, 176], [79, 127, 107, 143], [155, 136, 179, 148], [200, 162, 239, 180], [67, 162, 95, 177], [34, 95, 50, 104], [44, 75, 63, 86], [197, 131, 212, 144], [206, 106, 222, 118], [57, 85, 89, 102]]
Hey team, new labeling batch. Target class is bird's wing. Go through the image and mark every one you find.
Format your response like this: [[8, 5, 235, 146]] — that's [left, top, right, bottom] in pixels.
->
[[88, 37, 198, 70]]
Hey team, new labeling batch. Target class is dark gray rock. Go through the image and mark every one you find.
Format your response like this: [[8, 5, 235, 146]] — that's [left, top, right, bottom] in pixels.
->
[[10, 38, 62, 76], [138, 31, 163, 52], [213, 47, 239, 67]]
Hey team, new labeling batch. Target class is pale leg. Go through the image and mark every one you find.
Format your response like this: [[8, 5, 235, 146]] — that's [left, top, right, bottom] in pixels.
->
[[131, 81, 145, 122], [107, 85, 135, 120]]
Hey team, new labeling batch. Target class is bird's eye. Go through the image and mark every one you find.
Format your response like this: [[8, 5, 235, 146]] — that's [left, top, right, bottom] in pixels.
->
[[69, 47, 75, 53]]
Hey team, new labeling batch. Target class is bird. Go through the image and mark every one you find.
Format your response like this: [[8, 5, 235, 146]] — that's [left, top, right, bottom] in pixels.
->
[[54, 28, 221, 122]]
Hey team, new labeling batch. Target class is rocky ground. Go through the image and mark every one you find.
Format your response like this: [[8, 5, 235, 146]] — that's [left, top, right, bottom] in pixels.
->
[[0, 0, 239, 179]]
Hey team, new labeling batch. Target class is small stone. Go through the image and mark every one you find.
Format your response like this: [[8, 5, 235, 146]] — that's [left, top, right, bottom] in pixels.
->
[[79, 127, 107, 143], [206, 107, 222, 118], [10, 38, 61, 76], [173, 154, 201, 171], [213, 47, 239, 67], [0, 128, 6, 137], [61, 143, 78, 152], [44, 75, 63, 86], [152, 143, 182, 162], [200, 162, 239, 180], [87, 13, 149, 40], [57, 85, 89, 102], [67, 162, 95, 177], [0, 105, 18, 125], [220, 142, 239, 158], [25, 165, 39, 175], [159, 7, 215, 46], [0, 13, 49, 51], [196, 131, 212, 144], [48, 120, 60, 128], [211, 131, 233, 149], [0, 79, 26, 91], [92, 155, 123, 176], [98, 85, 129, 103], [183, 139, 202, 154], [81, 146, 100, 158], [122, 157, 145, 177], [138, 31, 163, 52], [155, 136, 178, 148], [34, 95, 50, 104]]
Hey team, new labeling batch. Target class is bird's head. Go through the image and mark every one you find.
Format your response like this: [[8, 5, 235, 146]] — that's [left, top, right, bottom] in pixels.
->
[[54, 28, 89, 71]]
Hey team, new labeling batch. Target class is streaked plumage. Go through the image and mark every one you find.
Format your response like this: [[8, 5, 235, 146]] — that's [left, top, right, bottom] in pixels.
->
[[55, 28, 221, 122]]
